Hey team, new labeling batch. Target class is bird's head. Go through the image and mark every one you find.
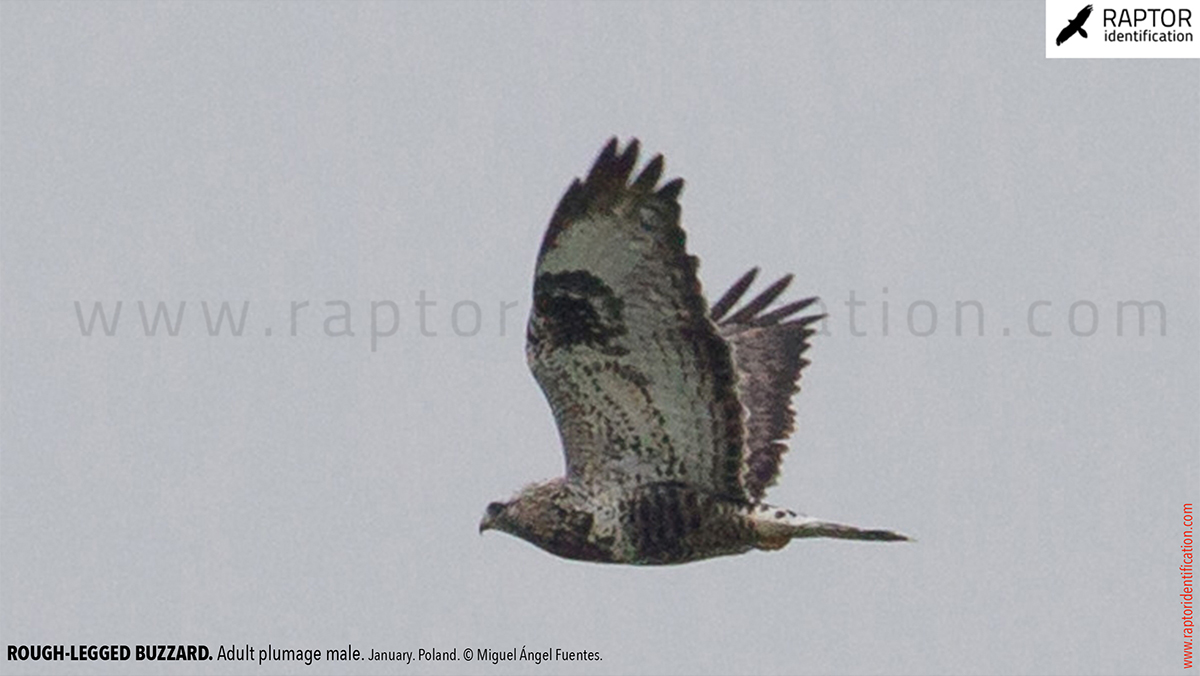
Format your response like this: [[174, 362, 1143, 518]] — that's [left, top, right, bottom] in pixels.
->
[[478, 479, 613, 562], [478, 480, 563, 538], [478, 499, 512, 534]]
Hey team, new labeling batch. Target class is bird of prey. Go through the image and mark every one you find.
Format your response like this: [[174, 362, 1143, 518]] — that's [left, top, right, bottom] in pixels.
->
[[480, 138, 909, 565], [1056, 4, 1093, 46]]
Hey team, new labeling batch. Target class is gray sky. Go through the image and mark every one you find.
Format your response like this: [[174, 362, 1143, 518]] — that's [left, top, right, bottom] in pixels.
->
[[2, 2, 1197, 675]]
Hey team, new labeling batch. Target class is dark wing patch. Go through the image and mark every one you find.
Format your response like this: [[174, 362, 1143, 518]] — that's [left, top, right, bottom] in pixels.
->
[[712, 269, 824, 502], [532, 271, 628, 356], [527, 138, 746, 500]]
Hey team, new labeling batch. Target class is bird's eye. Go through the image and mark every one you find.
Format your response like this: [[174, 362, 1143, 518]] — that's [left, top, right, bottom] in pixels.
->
[[486, 502, 506, 518]]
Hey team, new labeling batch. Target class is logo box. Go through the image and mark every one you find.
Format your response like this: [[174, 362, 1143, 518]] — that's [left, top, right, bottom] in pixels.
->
[[1046, 0, 1200, 58]]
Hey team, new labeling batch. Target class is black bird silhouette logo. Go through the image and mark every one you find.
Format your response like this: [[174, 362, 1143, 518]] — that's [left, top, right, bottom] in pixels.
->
[[1057, 4, 1094, 45]]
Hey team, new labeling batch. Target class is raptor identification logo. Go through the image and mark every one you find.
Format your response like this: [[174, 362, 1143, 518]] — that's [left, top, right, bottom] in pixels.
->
[[1046, 0, 1200, 57]]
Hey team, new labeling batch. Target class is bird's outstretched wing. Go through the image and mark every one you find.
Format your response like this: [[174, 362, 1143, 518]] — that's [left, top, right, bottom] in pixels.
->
[[527, 138, 746, 500], [1075, 4, 1093, 38], [710, 269, 823, 502]]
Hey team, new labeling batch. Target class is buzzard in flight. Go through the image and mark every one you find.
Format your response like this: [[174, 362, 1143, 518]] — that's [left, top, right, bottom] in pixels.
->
[[480, 139, 909, 565], [1056, 4, 1093, 46]]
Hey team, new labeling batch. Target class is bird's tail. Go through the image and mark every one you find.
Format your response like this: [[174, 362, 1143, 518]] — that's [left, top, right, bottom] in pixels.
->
[[748, 506, 911, 550], [1079, 28, 1088, 38]]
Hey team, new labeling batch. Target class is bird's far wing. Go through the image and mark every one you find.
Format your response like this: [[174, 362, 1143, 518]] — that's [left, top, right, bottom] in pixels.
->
[[1077, 4, 1093, 23], [527, 138, 746, 500], [710, 269, 823, 502]]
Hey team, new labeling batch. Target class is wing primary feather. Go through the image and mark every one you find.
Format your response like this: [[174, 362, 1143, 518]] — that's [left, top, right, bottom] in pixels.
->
[[785, 313, 826, 330], [750, 297, 819, 327], [633, 154, 664, 192], [612, 139, 640, 184], [586, 137, 620, 184], [656, 177, 684, 202], [709, 268, 759, 322], [722, 274, 794, 326]]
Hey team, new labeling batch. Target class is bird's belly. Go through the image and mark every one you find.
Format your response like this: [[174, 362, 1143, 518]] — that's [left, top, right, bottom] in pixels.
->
[[618, 482, 755, 565]]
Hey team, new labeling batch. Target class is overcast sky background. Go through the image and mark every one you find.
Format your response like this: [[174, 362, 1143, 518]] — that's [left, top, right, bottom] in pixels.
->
[[2, 2, 1197, 675]]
